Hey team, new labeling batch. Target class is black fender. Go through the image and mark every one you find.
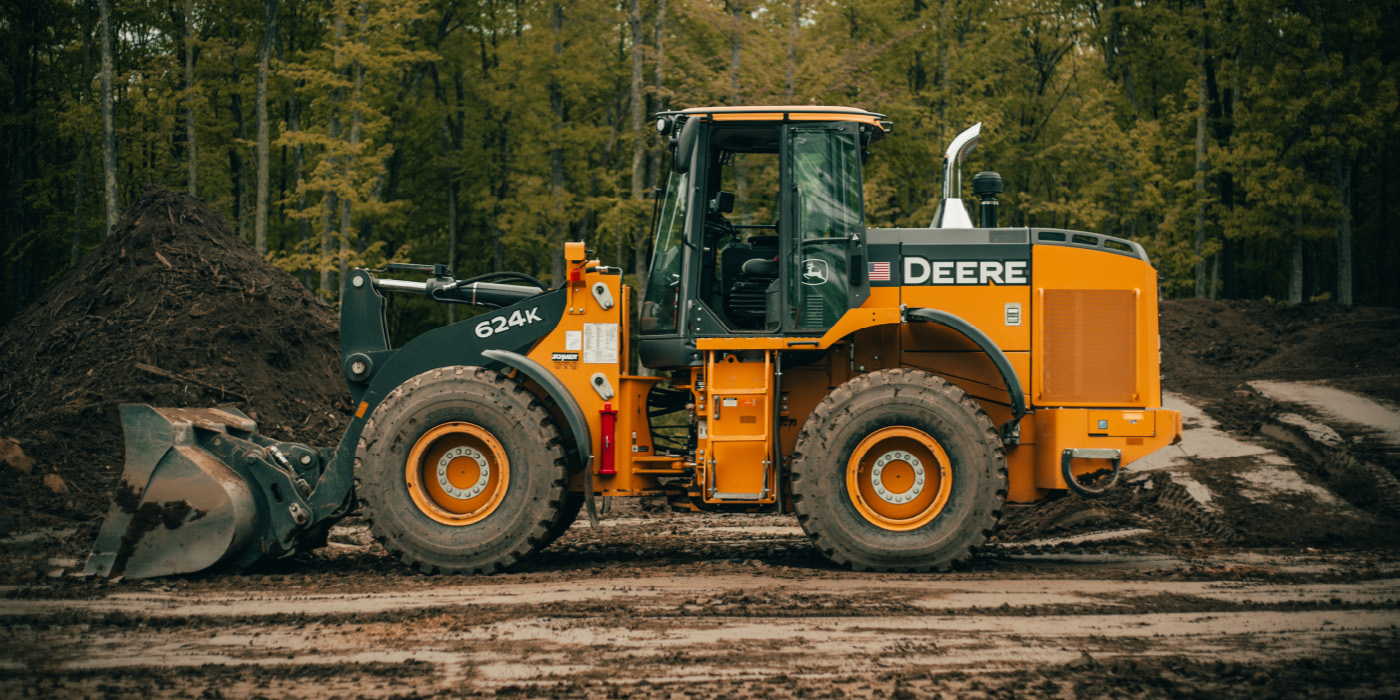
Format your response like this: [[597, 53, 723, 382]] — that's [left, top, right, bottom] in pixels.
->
[[905, 307, 1026, 443], [479, 348, 593, 466], [307, 285, 567, 520], [482, 348, 599, 526]]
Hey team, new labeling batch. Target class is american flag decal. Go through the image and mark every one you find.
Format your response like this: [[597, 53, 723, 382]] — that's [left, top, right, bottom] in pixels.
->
[[868, 261, 891, 281]]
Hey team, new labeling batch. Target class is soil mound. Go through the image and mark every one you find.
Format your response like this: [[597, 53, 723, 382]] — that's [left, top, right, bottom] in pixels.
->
[[0, 186, 350, 535], [1160, 298, 1400, 401]]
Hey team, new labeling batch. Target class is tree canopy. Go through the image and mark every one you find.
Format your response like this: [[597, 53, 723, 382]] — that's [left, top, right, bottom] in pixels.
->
[[2, 0, 1397, 334]]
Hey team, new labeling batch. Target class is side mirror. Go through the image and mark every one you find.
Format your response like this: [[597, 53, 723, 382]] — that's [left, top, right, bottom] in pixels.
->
[[672, 117, 701, 174]]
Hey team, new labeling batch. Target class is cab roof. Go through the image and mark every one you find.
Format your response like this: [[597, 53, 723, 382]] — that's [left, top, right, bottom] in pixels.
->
[[658, 105, 891, 133]]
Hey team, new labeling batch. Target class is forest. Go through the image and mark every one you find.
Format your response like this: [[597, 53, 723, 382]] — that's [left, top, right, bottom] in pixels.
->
[[2, 0, 1397, 334]]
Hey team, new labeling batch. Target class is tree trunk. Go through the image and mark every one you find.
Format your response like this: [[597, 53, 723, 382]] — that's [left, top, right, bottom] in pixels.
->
[[254, 0, 279, 255], [728, 1, 743, 103], [1192, 4, 1209, 298], [491, 122, 509, 273], [628, 0, 644, 198], [936, 0, 952, 143], [185, 0, 198, 197], [439, 62, 466, 323], [548, 3, 568, 288], [73, 0, 93, 264], [230, 92, 249, 241], [289, 94, 311, 289], [98, 0, 118, 236], [1333, 148, 1353, 305], [446, 172, 458, 324], [648, 0, 667, 193], [72, 135, 87, 265], [728, 1, 750, 220], [1289, 229, 1303, 305], [1209, 250, 1220, 300], [338, 4, 368, 296], [628, 0, 649, 294], [786, 0, 800, 102], [319, 185, 337, 296], [319, 9, 347, 298]]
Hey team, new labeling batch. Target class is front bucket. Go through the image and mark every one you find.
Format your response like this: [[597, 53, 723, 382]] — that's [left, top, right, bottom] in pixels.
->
[[84, 405, 262, 579]]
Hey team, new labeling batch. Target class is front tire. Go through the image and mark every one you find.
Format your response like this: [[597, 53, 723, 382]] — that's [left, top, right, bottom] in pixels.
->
[[357, 366, 568, 574], [789, 369, 1007, 572]]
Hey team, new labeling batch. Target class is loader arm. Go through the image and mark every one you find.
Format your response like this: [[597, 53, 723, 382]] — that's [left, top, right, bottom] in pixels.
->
[[86, 268, 572, 579]]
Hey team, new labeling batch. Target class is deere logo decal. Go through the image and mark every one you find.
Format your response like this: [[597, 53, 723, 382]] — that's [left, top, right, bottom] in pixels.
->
[[902, 258, 1029, 285]]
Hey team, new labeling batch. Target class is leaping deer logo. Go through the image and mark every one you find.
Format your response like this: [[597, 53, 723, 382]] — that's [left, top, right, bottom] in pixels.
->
[[801, 259, 829, 285]]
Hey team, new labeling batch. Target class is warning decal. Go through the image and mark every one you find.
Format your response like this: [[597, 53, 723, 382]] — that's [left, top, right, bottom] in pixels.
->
[[583, 323, 619, 364]]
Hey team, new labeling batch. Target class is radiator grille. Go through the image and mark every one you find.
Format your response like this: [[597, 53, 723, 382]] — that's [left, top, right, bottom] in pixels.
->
[[1041, 289, 1137, 404]]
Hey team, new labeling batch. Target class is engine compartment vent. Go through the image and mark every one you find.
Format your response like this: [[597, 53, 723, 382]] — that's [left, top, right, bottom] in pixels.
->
[[1041, 289, 1137, 404]]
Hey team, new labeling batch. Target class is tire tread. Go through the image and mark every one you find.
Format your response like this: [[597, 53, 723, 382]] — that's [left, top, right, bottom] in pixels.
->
[[789, 368, 1008, 572], [357, 366, 568, 575]]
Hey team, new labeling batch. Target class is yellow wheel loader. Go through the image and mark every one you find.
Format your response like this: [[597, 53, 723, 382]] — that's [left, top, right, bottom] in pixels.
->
[[85, 106, 1182, 578]]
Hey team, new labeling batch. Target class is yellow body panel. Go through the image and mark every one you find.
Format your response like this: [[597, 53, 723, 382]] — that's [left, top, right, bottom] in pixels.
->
[[524, 263, 678, 497], [901, 285, 1031, 351], [698, 353, 777, 503], [1034, 408, 1182, 489], [1030, 245, 1163, 409]]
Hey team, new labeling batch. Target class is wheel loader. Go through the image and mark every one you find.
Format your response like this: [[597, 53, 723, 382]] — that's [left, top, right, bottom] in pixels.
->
[[84, 105, 1182, 578]]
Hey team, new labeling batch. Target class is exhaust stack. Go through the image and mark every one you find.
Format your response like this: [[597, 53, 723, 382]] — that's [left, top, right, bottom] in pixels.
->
[[931, 123, 981, 229]]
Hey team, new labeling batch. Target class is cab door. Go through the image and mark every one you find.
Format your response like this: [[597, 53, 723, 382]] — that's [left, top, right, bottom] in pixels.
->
[[783, 122, 869, 333]]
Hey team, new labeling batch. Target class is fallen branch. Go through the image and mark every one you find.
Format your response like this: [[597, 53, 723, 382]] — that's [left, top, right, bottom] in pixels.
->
[[133, 362, 248, 403]]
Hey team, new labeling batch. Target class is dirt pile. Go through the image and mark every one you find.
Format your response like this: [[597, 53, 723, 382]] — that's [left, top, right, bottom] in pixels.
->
[[0, 186, 350, 535], [1160, 298, 1400, 401]]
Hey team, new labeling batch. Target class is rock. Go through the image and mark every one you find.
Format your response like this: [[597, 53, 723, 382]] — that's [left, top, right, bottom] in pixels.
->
[[0, 437, 33, 475], [1067, 651, 1097, 669], [42, 473, 68, 494]]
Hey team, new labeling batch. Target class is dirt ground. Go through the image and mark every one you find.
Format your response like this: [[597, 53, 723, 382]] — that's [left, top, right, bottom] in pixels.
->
[[2, 189, 1399, 698], [3, 511, 1399, 699]]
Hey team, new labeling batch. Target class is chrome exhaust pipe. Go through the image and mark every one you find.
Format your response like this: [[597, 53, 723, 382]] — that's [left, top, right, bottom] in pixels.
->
[[931, 122, 982, 229]]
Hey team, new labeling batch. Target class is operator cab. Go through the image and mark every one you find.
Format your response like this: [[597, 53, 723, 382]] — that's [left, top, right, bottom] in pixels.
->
[[639, 106, 888, 369]]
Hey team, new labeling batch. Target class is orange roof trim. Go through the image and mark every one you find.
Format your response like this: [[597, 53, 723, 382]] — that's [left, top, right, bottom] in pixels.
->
[[663, 105, 891, 132]]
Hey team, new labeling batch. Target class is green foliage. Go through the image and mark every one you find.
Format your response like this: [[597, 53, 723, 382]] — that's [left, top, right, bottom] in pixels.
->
[[3, 0, 1400, 328]]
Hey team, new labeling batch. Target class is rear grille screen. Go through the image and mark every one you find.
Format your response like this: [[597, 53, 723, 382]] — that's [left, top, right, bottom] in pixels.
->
[[1041, 289, 1136, 404]]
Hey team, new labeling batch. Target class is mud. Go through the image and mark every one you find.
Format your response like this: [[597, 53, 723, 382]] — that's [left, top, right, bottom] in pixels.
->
[[2, 514, 1399, 699]]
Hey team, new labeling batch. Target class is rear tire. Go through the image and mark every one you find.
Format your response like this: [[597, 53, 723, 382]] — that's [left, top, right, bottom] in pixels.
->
[[789, 368, 1007, 572], [357, 366, 568, 574]]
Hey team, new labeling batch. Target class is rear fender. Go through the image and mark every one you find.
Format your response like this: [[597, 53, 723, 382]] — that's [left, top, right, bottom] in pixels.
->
[[906, 307, 1027, 441]]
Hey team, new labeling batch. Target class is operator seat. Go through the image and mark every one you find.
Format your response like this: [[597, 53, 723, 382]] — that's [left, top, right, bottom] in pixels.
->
[[722, 234, 779, 329]]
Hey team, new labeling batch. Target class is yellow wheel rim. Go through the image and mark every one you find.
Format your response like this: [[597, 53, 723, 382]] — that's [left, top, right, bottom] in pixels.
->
[[405, 422, 510, 526], [846, 426, 952, 531]]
